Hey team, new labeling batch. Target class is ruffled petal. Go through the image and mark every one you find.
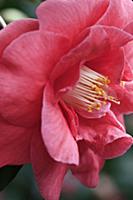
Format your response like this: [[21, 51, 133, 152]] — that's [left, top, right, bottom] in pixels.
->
[[97, 0, 133, 28], [52, 26, 110, 92], [52, 25, 131, 92], [103, 26, 133, 48], [0, 19, 38, 57], [0, 118, 32, 167], [113, 82, 133, 114], [31, 132, 67, 200], [41, 83, 79, 165], [78, 111, 125, 143], [71, 142, 104, 188], [88, 47, 124, 84], [37, 0, 109, 40], [102, 126, 133, 159]]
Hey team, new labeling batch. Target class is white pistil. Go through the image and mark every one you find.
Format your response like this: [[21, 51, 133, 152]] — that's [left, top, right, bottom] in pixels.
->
[[0, 16, 6, 28], [63, 66, 120, 112]]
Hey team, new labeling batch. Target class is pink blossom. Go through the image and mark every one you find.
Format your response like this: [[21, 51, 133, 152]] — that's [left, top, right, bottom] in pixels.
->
[[0, 0, 133, 199]]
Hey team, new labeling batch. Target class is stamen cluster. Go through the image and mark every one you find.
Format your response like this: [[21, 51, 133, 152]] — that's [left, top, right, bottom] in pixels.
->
[[63, 66, 120, 112]]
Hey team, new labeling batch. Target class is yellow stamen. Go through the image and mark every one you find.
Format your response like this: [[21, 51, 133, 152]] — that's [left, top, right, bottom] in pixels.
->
[[63, 66, 120, 112]]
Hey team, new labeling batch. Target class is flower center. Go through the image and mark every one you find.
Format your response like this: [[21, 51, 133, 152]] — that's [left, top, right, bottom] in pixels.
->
[[63, 66, 120, 112]]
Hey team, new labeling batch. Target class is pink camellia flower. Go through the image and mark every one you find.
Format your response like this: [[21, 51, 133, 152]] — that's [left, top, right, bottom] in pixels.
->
[[0, 0, 133, 199]]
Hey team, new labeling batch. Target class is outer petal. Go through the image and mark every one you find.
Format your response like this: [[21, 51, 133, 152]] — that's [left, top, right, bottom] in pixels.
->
[[0, 117, 32, 167], [0, 63, 42, 128], [102, 126, 133, 159], [2, 30, 69, 84], [97, 0, 133, 28], [71, 142, 104, 188], [78, 111, 125, 143], [0, 19, 39, 57], [37, 0, 109, 40], [41, 83, 79, 165], [31, 132, 67, 200], [77, 111, 133, 158], [0, 31, 69, 127], [113, 82, 133, 114]]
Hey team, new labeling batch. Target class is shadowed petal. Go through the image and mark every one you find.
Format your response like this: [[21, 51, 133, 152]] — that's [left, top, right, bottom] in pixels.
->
[[71, 143, 104, 187], [31, 132, 67, 200], [88, 48, 124, 83], [0, 118, 32, 167]]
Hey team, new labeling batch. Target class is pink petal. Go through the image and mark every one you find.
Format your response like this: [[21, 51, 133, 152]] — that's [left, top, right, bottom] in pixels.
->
[[71, 143, 104, 188], [0, 117, 32, 167], [122, 60, 133, 81], [2, 30, 69, 84], [0, 31, 69, 127], [124, 21, 133, 35], [124, 41, 133, 71], [77, 102, 111, 119], [0, 19, 38, 57], [41, 83, 79, 165], [31, 132, 67, 200], [78, 111, 125, 143], [52, 26, 110, 92], [37, 0, 109, 40], [103, 26, 133, 48], [59, 100, 79, 138], [102, 127, 133, 159], [97, 0, 133, 28], [88, 48, 124, 83], [113, 82, 133, 114], [0, 63, 42, 127]]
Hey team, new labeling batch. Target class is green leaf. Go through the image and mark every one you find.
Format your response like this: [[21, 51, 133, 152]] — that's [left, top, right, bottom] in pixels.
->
[[0, 165, 23, 191]]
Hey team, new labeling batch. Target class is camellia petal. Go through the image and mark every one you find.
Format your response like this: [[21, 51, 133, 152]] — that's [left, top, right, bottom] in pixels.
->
[[0, 0, 133, 199], [0, 19, 39, 57], [71, 143, 104, 188], [31, 132, 67, 200], [97, 0, 133, 28], [42, 83, 79, 165], [37, 0, 109, 40], [102, 126, 133, 159], [0, 117, 32, 167]]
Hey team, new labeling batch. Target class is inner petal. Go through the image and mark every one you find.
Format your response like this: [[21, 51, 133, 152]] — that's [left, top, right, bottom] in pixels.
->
[[63, 66, 120, 113]]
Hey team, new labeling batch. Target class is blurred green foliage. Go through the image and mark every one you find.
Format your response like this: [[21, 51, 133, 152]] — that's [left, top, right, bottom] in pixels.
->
[[0, 1, 133, 200], [0, 0, 41, 18]]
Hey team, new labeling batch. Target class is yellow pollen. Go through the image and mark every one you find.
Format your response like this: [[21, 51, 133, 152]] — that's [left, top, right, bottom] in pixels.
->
[[63, 66, 120, 112]]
